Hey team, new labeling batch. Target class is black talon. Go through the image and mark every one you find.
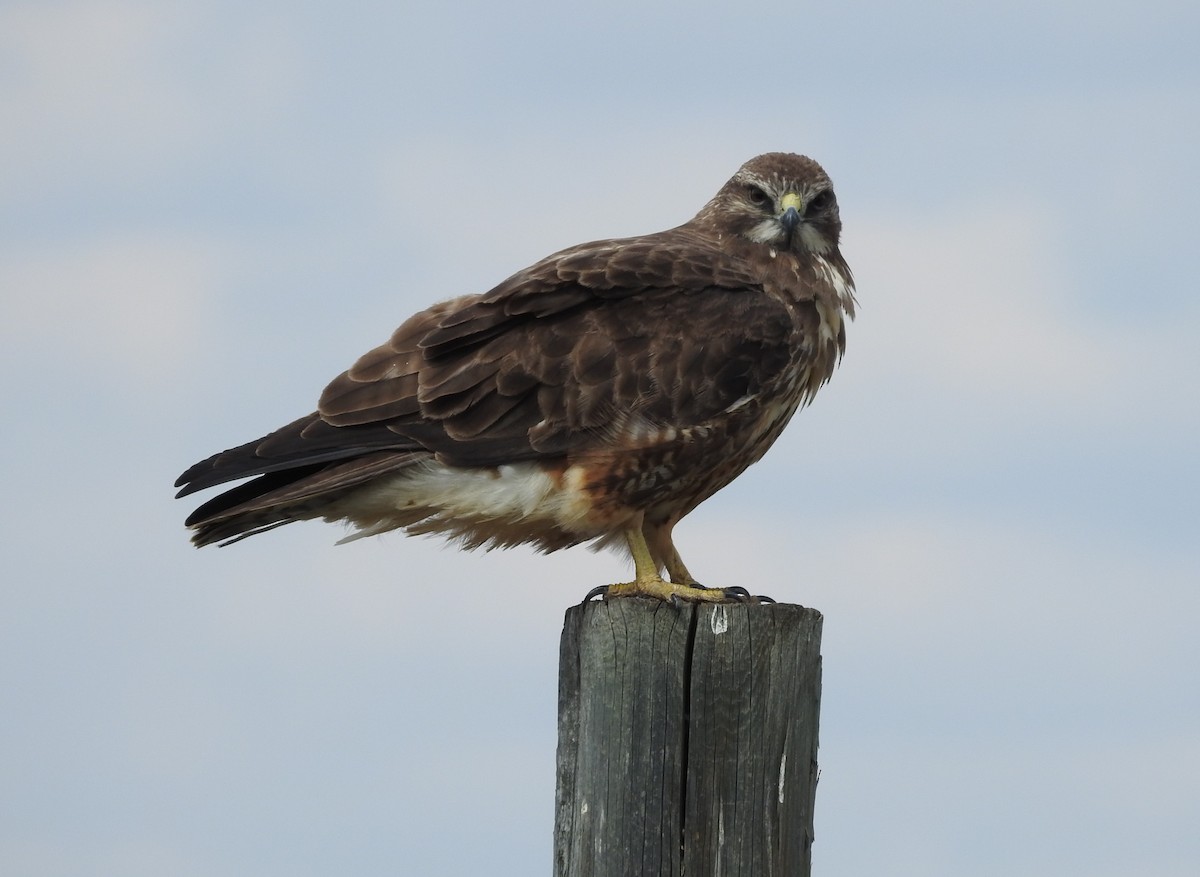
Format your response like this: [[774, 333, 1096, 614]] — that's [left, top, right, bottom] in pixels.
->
[[582, 584, 611, 603], [718, 586, 776, 604]]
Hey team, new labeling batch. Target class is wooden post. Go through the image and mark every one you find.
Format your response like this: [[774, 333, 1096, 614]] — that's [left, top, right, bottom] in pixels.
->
[[554, 598, 823, 877]]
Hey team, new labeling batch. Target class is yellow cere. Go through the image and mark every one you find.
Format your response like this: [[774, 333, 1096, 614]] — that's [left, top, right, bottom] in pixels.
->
[[780, 192, 803, 212]]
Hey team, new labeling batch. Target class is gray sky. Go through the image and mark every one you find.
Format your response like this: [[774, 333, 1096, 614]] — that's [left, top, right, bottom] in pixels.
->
[[2, 1, 1197, 874]]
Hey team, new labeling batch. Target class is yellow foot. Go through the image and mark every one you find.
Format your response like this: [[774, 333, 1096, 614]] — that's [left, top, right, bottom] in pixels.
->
[[598, 577, 741, 604]]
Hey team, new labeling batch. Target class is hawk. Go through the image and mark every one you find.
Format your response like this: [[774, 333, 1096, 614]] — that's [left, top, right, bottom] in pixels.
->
[[176, 153, 856, 602]]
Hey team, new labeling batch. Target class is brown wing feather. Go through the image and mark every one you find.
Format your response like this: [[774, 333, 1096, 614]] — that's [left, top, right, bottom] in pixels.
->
[[177, 152, 857, 552], [317, 275, 804, 470], [174, 413, 417, 498], [177, 209, 845, 545]]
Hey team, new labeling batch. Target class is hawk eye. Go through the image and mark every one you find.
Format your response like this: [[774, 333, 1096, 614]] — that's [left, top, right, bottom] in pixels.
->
[[745, 185, 770, 207], [807, 190, 834, 213]]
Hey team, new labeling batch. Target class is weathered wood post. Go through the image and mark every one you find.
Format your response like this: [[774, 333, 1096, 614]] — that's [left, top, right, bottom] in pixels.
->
[[554, 598, 823, 876]]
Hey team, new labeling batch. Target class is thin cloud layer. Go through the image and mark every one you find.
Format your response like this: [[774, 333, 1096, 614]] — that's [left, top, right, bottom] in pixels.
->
[[0, 233, 220, 381], [1, 1, 1197, 876]]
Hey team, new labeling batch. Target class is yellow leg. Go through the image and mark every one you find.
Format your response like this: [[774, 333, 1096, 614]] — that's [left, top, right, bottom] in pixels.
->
[[602, 525, 729, 603], [644, 519, 699, 586], [660, 542, 698, 587]]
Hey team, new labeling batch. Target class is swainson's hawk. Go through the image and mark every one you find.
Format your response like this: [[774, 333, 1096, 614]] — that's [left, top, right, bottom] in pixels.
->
[[176, 153, 856, 602]]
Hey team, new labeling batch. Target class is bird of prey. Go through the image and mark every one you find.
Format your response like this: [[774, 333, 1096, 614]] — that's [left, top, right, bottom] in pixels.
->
[[176, 152, 856, 603]]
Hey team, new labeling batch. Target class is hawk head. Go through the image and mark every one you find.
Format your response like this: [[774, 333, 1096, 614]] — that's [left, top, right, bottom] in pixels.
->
[[695, 152, 842, 255]]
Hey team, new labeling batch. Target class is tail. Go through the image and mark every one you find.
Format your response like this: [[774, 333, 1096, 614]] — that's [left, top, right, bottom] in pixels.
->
[[176, 413, 425, 546]]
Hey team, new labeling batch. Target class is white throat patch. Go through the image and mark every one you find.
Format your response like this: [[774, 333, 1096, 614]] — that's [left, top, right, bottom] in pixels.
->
[[747, 218, 831, 254]]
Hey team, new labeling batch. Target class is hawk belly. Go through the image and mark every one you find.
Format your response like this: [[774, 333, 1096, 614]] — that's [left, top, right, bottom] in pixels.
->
[[326, 384, 808, 558], [324, 460, 602, 551]]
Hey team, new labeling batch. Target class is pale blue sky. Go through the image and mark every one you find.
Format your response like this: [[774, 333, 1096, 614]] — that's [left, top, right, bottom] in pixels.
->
[[2, 1, 1197, 875]]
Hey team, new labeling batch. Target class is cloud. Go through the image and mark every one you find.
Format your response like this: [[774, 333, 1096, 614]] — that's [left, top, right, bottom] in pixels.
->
[[0, 232, 224, 383], [849, 203, 1119, 408], [0, 1, 304, 200]]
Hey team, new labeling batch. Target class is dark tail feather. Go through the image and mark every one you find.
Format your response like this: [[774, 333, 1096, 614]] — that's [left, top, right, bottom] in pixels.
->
[[185, 451, 426, 547]]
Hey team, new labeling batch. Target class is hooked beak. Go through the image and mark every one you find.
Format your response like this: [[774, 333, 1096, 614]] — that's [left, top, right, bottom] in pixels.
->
[[779, 192, 803, 233]]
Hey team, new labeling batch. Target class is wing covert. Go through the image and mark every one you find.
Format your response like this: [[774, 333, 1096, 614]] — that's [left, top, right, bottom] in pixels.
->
[[317, 276, 805, 469]]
